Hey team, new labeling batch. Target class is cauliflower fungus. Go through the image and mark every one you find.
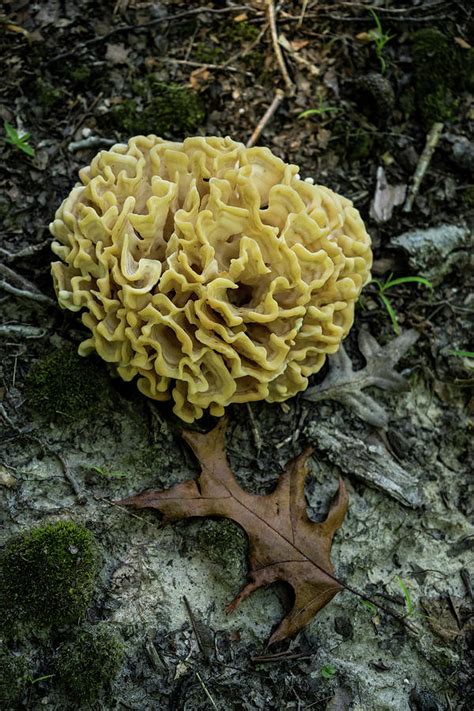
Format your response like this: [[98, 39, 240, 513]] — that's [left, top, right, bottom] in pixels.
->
[[50, 136, 372, 422]]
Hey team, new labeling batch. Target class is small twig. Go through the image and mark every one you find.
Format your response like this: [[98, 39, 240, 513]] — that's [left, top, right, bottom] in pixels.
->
[[195, 671, 219, 711], [0, 263, 55, 305], [0, 239, 51, 261], [297, 0, 310, 28], [266, 0, 294, 93], [246, 403, 262, 452], [222, 22, 269, 68], [0, 402, 17, 429], [162, 58, 249, 75], [54, 451, 86, 502], [95, 494, 162, 526], [12, 355, 18, 387], [68, 136, 117, 153], [0, 324, 46, 339], [70, 92, 104, 135], [246, 89, 285, 147], [404, 122, 444, 212], [183, 595, 209, 661], [0, 280, 55, 305], [251, 651, 312, 663]]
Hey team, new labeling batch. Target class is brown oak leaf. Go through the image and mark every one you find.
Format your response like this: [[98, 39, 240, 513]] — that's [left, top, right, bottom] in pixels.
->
[[119, 421, 348, 644]]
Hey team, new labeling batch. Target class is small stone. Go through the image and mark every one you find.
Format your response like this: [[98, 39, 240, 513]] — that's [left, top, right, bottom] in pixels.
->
[[0, 466, 17, 488], [391, 224, 472, 283]]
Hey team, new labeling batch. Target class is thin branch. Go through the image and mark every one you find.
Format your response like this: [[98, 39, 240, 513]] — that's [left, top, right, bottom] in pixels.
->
[[0, 324, 46, 339], [266, 0, 294, 93], [0, 280, 55, 305], [195, 671, 219, 711], [222, 22, 269, 68], [183, 595, 209, 661], [246, 89, 285, 147], [161, 57, 249, 75], [246, 403, 262, 452], [297, 0, 310, 28], [68, 136, 117, 153], [404, 122, 444, 212], [0, 263, 55, 305], [0, 239, 50, 261]]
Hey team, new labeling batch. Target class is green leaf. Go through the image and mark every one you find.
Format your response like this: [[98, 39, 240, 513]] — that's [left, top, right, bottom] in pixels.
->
[[448, 349, 474, 359], [3, 120, 35, 157], [19, 142, 35, 157], [396, 576, 414, 616], [383, 276, 433, 293], [92, 466, 127, 479], [321, 664, 337, 680], [360, 599, 377, 615], [4, 120, 19, 143], [378, 292, 400, 334], [298, 106, 339, 119]]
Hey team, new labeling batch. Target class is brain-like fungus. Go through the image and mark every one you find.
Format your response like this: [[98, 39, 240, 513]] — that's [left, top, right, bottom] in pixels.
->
[[50, 136, 372, 422]]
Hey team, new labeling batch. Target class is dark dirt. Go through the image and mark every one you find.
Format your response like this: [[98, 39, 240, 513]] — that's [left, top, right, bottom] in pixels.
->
[[1, 1, 473, 710]]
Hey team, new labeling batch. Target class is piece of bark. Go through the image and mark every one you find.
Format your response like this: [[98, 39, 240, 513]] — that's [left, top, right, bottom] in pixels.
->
[[305, 422, 423, 509]]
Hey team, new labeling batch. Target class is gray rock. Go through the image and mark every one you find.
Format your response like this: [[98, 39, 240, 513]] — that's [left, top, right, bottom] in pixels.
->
[[391, 223, 472, 283]]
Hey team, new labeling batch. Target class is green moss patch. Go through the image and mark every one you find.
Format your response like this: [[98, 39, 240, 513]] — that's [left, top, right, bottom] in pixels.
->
[[0, 521, 100, 634], [26, 345, 112, 421], [55, 623, 124, 703], [35, 78, 63, 111], [411, 29, 474, 124], [197, 519, 247, 579], [103, 81, 205, 137], [0, 649, 29, 708]]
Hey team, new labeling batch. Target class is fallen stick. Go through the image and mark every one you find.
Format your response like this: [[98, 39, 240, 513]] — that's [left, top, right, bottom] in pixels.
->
[[68, 136, 117, 152], [404, 122, 444, 212], [246, 89, 285, 147], [266, 0, 294, 94]]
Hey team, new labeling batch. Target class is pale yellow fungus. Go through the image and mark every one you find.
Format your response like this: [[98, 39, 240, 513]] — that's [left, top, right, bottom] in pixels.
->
[[50, 136, 372, 422]]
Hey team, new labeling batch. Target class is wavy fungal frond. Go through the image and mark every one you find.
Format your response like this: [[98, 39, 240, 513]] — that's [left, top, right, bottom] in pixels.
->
[[50, 136, 372, 422]]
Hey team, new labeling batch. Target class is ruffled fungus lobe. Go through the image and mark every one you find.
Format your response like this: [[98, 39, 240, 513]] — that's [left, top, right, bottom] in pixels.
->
[[50, 136, 372, 422]]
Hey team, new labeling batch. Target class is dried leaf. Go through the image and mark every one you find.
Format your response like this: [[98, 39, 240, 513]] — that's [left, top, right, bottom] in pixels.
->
[[303, 329, 420, 428], [454, 36, 471, 49], [105, 43, 130, 65], [1, 21, 31, 44], [189, 67, 209, 90], [355, 32, 372, 43], [290, 39, 310, 51], [370, 166, 406, 223], [119, 421, 348, 644]]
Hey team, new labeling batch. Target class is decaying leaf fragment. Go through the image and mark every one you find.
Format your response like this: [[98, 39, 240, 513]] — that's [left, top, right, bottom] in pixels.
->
[[303, 329, 420, 428], [119, 421, 348, 644]]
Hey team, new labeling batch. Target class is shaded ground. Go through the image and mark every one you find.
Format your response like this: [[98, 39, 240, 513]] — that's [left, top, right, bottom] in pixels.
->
[[1, 1, 473, 709]]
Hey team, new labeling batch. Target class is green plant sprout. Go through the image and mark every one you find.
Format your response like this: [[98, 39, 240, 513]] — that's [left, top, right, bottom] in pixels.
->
[[448, 349, 474, 359], [92, 466, 127, 479], [298, 105, 340, 120], [298, 89, 341, 120], [371, 274, 433, 334], [321, 664, 337, 680], [30, 674, 55, 685], [3, 120, 35, 157], [396, 576, 415, 616], [360, 599, 377, 615], [368, 10, 394, 74]]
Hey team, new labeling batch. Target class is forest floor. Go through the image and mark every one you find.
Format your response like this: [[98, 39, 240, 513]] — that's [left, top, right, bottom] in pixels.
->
[[0, 1, 473, 710]]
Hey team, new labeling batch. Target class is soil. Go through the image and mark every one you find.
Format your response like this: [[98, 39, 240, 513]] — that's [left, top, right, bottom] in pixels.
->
[[1, 1, 473, 710]]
